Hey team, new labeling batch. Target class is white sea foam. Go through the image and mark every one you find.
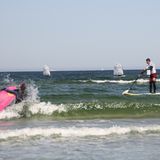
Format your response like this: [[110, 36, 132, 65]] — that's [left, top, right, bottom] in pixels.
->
[[79, 79, 160, 84], [0, 125, 160, 140], [28, 102, 66, 115], [0, 102, 26, 120], [91, 80, 133, 84], [0, 100, 103, 120], [0, 100, 154, 120], [0, 102, 68, 120], [0, 108, 20, 120]]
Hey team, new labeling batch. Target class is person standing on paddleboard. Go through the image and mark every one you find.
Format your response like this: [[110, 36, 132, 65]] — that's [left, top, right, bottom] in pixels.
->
[[141, 58, 157, 93]]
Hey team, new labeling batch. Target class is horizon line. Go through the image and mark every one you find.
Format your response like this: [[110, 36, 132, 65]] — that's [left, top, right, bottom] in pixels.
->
[[0, 68, 152, 72]]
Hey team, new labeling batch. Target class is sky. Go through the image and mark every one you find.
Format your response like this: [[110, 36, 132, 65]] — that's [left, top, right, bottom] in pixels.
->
[[0, 0, 160, 71]]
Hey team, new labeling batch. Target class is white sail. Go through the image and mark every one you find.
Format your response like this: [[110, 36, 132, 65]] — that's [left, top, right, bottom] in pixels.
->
[[43, 65, 51, 76], [113, 64, 124, 76]]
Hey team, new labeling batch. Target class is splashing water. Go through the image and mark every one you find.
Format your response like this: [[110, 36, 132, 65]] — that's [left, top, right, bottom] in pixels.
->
[[25, 80, 40, 103], [1, 74, 14, 86], [0, 81, 41, 120]]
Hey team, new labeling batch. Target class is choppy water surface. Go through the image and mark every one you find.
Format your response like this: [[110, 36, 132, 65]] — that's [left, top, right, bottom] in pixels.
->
[[0, 70, 160, 159]]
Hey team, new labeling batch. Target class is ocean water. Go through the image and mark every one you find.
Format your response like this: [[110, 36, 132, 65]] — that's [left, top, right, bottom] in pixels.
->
[[0, 70, 160, 160]]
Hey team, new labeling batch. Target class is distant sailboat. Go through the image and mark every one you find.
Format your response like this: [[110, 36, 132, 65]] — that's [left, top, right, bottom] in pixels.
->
[[43, 65, 51, 76], [113, 64, 125, 77]]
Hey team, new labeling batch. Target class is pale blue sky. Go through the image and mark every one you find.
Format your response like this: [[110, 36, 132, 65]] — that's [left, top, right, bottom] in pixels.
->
[[0, 0, 160, 71]]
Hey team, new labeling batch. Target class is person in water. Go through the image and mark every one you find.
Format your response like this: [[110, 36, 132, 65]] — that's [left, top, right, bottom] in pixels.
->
[[2, 82, 27, 103], [141, 58, 157, 93], [16, 82, 27, 103]]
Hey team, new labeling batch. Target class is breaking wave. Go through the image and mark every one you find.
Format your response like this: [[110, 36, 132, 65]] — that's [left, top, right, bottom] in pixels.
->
[[79, 79, 160, 84], [1, 125, 160, 140], [1, 73, 160, 120], [0, 100, 160, 120]]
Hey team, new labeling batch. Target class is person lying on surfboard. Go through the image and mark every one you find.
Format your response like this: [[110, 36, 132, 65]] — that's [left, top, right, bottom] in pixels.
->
[[1, 82, 27, 103], [140, 58, 157, 93]]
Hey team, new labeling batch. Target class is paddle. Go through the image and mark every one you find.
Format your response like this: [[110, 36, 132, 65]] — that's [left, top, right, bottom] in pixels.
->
[[122, 70, 144, 95]]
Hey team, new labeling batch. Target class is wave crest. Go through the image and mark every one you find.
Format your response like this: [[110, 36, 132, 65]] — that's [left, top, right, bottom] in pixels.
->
[[0, 100, 159, 120], [1, 125, 160, 140], [79, 79, 160, 84]]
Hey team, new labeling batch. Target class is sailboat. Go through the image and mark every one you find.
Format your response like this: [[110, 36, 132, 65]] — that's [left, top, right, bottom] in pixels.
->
[[113, 64, 125, 77], [43, 65, 51, 76]]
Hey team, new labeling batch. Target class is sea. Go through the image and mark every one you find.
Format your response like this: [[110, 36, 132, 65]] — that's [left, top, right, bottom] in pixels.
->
[[0, 70, 160, 160]]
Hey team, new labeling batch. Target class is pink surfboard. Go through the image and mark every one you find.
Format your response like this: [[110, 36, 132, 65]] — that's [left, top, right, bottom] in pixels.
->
[[0, 86, 17, 111]]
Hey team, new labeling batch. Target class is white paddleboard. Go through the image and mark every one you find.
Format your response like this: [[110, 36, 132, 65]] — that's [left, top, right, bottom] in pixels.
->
[[123, 91, 160, 96]]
